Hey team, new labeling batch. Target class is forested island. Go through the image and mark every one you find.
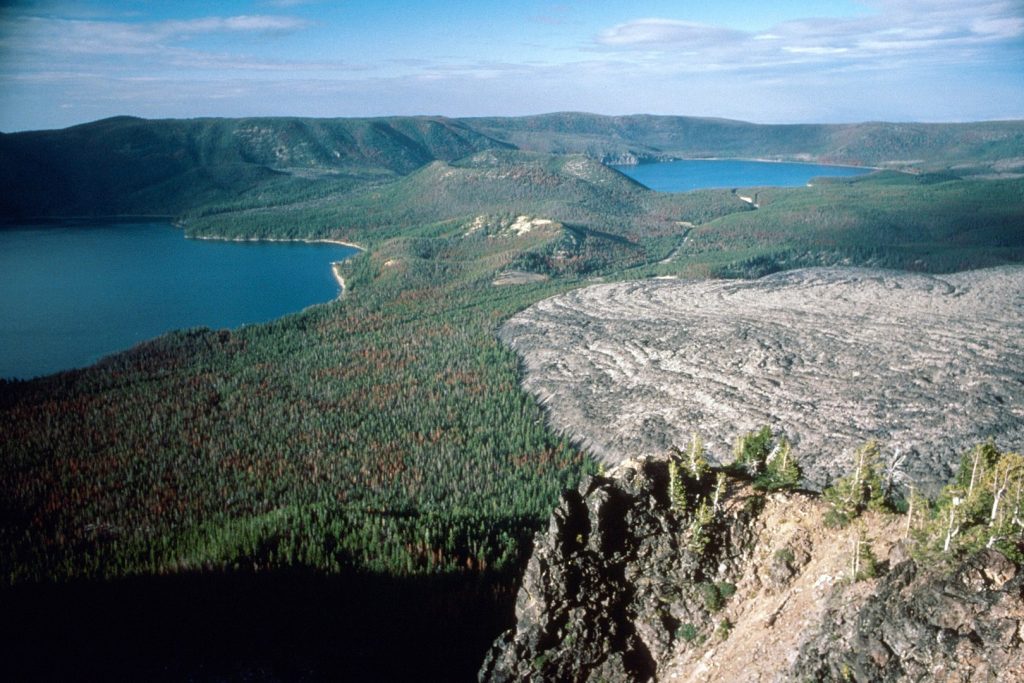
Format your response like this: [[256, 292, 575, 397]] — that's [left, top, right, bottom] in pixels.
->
[[2, 113, 1024, 680]]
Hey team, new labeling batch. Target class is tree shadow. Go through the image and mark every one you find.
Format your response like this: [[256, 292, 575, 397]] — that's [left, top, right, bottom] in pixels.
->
[[0, 568, 517, 682]]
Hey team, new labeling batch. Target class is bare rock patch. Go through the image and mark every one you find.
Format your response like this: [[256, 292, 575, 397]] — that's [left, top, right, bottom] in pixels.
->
[[493, 270, 550, 286]]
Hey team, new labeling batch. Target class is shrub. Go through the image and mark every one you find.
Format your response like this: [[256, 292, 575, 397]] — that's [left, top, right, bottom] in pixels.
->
[[773, 548, 795, 565], [716, 618, 733, 639], [677, 623, 699, 642], [699, 581, 725, 612], [824, 507, 852, 529], [715, 581, 737, 599]]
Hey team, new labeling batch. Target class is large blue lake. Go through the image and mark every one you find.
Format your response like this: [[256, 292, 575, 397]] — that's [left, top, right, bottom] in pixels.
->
[[0, 222, 357, 379], [613, 158, 870, 192]]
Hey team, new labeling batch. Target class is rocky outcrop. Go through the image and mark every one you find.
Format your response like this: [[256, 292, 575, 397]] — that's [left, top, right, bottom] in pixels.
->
[[793, 548, 1024, 682], [480, 457, 1024, 682], [599, 152, 676, 167], [499, 267, 1024, 494], [479, 457, 760, 682]]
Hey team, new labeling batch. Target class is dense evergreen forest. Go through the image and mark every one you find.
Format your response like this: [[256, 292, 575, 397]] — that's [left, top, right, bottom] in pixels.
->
[[2, 114, 1024, 679]]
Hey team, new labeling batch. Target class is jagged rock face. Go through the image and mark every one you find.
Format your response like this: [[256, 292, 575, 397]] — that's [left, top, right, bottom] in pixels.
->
[[479, 458, 763, 682], [793, 549, 1024, 682], [480, 459, 1024, 682], [498, 266, 1024, 493]]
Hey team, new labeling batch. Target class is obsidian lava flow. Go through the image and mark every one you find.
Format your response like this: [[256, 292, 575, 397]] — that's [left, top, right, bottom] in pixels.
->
[[499, 267, 1024, 492]]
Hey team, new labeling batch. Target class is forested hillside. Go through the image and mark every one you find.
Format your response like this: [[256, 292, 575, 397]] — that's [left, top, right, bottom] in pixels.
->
[[0, 150, 758, 586], [0, 115, 512, 218], [3, 113, 1023, 219], [662, 172, 1024, 277], [469, 113, 1024, 171]]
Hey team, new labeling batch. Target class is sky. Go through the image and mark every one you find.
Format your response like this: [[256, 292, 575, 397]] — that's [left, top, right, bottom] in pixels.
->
[[0, 0, 1022, 131]]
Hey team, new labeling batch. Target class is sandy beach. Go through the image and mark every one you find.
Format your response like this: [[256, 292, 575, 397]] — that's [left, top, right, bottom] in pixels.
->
[[331, 262, 347, 298]]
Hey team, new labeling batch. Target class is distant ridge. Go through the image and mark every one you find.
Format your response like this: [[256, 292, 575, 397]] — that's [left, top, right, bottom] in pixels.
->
[[0, 116, 513, 218], [2, 113, 1022, 218], [466, 112, 1024, 170]]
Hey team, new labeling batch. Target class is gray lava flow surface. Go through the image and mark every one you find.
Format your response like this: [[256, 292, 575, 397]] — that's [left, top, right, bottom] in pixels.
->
[[499, 267, 1024, 492]]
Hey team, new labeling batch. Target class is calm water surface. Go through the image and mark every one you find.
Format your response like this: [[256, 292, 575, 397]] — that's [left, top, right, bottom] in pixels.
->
[[614, 159, 871, 192], [0, 222, 357, 379]]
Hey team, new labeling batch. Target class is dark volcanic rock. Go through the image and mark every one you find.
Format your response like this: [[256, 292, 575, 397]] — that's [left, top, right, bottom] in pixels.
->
[[479, 458, 759, 682], [499, 267, 1024, 493], [793, 549, 1024, 682], [481, 458, 1024, 682]]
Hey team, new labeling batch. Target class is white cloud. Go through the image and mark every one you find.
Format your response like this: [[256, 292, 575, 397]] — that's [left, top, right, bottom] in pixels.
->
[[971, 15, 1024, 38], [782, 46, 850, 55], [161, 15, 309, 35], [593, 0, 1024, 70], [598, 18, 746, 47], [0, 13, 310, 58]]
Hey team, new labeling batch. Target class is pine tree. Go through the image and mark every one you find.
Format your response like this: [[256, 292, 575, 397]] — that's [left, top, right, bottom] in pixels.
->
[[904, 444, 1024, 562], [760, 437, 801, 490], [688, 499, 714, 554], [904, 483, 929, 539], [732, 426, 773, 478], [732, 434, 751, 474], [823, 441, 889, 526], [942, 495, 964, 553], [950, 441, 999, 525], [712, 471, 727, 513], [669, 458, 688, 515], [687, 432, 710, 483], [861, 442, 888, 512], [986, 451, 1024, 553], [852, 526, 878, 581]]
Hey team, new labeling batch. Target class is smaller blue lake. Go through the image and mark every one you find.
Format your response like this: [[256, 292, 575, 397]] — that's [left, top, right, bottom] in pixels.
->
[[0, 222, 358, 379], [613, 159, 871, 192]]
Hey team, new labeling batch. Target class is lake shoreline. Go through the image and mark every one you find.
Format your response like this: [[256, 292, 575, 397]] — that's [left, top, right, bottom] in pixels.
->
[[2, 223, 361, 379], [616, 156, 882, 171], [187, 234, 366, 252], [331, 262, 347, 298], [186, 234, 362, 300], [689, 156, 881, 171], [614, 157, 875, 193]]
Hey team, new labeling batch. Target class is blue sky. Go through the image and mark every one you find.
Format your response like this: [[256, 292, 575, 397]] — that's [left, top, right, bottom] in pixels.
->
[[0, 0, 1021, 131]]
